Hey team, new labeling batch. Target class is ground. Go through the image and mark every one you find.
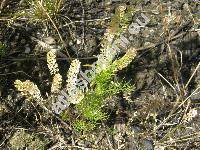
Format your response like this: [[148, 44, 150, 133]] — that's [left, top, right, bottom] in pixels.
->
[[0, 0, 199, 150]]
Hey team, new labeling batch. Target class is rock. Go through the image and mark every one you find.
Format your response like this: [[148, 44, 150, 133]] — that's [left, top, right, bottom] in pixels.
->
[[143, 139, 154, 150]]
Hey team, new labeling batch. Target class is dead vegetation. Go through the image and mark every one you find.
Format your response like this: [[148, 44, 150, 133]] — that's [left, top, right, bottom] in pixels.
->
[[0, 0, 199, 149]]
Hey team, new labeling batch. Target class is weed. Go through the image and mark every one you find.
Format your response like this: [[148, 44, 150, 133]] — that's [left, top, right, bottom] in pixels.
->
[[12, 0, 63, 23], [14, 47, 136, 131], [76, 49, 135, 125], [28, 0, 63, 21], [14, 4, 137, 132], [73, 120, 96, 132]]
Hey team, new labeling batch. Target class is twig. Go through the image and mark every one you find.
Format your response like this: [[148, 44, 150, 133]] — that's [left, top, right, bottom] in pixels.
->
[[136, 31, 188, 52], [0, 71, 33, 78], [185, 62, 200, 88], [39, 104, 72, 130], [157, 72, 176, 92], [3, 56, 97, 61], [63, 17, 110, 27]]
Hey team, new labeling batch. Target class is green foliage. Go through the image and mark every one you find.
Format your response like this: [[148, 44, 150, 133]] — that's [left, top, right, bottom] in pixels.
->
[[73, 120, 96, 132], [77, 68, 134, 124], [75, 44, 136, 132]]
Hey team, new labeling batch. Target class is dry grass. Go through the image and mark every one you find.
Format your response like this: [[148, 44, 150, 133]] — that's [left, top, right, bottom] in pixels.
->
[[0, 0, 199, 149]]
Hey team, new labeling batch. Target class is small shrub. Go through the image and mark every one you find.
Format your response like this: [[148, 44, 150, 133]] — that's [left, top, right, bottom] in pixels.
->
[[14, 5, 136, 132]]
